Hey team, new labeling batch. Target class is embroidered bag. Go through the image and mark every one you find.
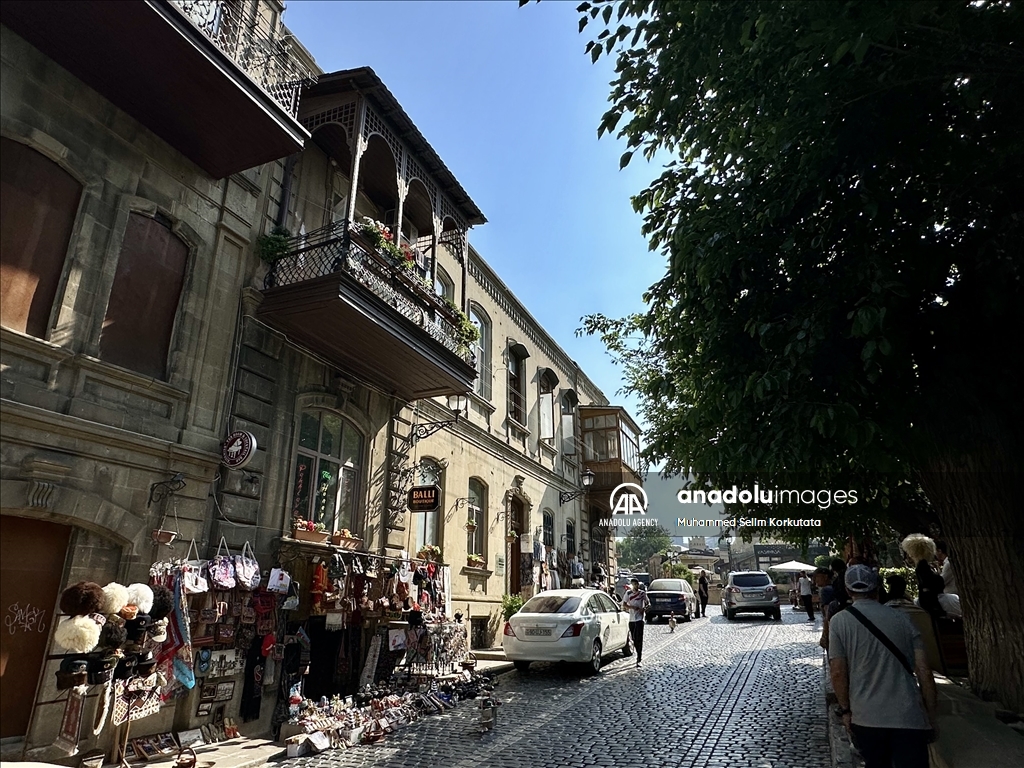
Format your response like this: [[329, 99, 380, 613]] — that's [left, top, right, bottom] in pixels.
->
[[233, 541, 261, 591], [209, 537, 236, 590], [112, 674, 162, 725], [182, 539, 209, 595]]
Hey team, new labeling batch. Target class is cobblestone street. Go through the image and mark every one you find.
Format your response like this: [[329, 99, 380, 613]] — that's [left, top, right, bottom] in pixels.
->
[[286, 608, 830, 768]]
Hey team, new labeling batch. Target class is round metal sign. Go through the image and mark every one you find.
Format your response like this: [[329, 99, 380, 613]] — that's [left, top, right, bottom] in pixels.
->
[[221, 430, 257, 469]]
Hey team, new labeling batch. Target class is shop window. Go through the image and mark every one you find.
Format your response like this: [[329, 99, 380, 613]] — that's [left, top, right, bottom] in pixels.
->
[[291, 409, 363, 533], [470, 305, 491, 400], [565, 519, 576, 556], [0, 138, 82, 338], [99, 212, 187, 380], [542, 510, 554, 548], [468, 477, 487, 560], [507, 342, 529, 425], [414, 459, 443, 551], [591, 533, 604, 567]]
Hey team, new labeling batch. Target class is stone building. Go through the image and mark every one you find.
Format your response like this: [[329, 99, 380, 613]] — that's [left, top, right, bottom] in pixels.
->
[[0, 0, 640, 755]]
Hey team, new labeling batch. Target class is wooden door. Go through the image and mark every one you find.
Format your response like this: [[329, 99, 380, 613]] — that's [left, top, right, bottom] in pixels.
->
[[0, 516, 71, 738], [509, 496, 524, 593]]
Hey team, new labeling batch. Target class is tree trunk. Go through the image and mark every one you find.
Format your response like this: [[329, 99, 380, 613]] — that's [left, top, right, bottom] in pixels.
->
[[916, 440, 1024, 713]]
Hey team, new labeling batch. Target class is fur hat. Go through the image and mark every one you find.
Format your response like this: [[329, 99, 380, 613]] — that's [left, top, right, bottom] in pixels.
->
[[901, 533, 937, 564], [149, 618, 168, 644], [101, 583, 130, 616], [126, 583, 154, 614], [149, 585, 174, 622], [54, 615, 102, 654], [59, 582, 105, 617], [125, 614, 152, 643], [98, 616, 128, 649]]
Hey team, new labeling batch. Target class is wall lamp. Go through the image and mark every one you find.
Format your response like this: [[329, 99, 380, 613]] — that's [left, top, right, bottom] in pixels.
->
[[559, 468, 595, 505], [409, 394, 469, 445]]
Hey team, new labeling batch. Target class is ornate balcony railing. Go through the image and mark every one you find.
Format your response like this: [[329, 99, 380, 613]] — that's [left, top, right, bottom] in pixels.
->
[[264, 221, 475, 364], [170, 0, 316, 118]]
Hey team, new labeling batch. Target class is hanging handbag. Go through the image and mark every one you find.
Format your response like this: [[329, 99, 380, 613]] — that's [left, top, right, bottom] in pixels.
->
[[209, 537, 236, 590], [233, 541, 261, 591], [216, 623, 236, 644], [111, 674, 162, 726], [182, 539, 209, 595]]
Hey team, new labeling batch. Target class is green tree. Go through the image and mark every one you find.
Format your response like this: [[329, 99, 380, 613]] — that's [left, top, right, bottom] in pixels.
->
[[813, 555, 833, 570], [575, 0, 1024, 710], [617, 525, 673, 568]]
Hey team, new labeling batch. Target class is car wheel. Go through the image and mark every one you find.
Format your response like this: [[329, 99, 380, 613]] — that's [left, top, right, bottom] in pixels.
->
[[621, 631, 634, 658], [726, 609, 735, 621], [682, 608, 692, 622], [586, 639, 602, 675], [773, 609, 782, 621], [513, 660, 531, 673]]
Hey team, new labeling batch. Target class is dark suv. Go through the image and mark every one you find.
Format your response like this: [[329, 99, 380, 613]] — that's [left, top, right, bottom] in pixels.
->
[[721, 571, 781, 620]]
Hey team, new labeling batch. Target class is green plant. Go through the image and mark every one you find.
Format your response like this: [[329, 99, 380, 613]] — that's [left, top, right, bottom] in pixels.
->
[[467, 553, 486, 566], [501, 593, 524, 621], [255, 226, 291, 263], [879, 566, 919, 600]]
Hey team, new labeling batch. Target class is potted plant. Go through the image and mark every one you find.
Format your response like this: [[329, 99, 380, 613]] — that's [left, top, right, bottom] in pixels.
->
[[331, 528, 363, 549], [416, 544, 443, 562], [291, 517, 329, 544], [465, 517, 477, 534], [356, 217, 403, 262], [466, 553, 486, 569], [255, 226, 292, 263], [505, 531, 518, 544]]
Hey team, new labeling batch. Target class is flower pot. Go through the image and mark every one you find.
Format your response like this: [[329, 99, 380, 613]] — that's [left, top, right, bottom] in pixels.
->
[[292, 529, 329, 544], [505, 533, 518, 544], [151, 529, 178, 546], [467, 559, 486, 569], [465, 524, 477, 533], [332, 533, 363, 550]]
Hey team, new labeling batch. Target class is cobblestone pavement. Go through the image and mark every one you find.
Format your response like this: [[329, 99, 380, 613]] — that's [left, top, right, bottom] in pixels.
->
[[286, 607, 829, 768]]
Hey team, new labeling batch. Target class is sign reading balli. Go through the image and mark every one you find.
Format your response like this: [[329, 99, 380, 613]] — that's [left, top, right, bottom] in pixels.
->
[[407, 485, 441, 513]]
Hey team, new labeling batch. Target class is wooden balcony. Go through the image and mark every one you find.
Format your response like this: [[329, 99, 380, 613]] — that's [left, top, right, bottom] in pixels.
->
[[259, 222, 477, 401], [1, 0, 313, 178]]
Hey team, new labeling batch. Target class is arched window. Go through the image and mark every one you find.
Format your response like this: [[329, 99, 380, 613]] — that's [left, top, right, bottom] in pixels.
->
[[469, 305, 491, 400], [468, 478, 487, 560], [99, 212, 188, 379], [434, 265, 454, 303], [291, 410, 363, 533], [0, 137, 82, 338], [542, 510, 554, 548], [414, 459, 443, 551], [565, 519, 576, 556]]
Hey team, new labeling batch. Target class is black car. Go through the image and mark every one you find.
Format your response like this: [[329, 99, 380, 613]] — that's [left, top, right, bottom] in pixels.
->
[[644, 578, 697, 622]]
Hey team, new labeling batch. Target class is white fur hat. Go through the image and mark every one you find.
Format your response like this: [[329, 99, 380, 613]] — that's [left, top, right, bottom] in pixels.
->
[[53, 615, 102, 654], [102, 582, 130, 615], [126, 583, 154, 614], [901, 533, 937, 564]]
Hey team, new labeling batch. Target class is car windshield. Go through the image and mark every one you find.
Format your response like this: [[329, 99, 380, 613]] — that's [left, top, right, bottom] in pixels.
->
[[649, 580, 685, 592], [732, 574, 771, 587], [520, 595, 581, 614]]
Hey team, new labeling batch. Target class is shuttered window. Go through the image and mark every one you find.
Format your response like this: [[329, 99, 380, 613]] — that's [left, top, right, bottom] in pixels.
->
[[99, 212, 187, 380], [0, 138, 81, 338]]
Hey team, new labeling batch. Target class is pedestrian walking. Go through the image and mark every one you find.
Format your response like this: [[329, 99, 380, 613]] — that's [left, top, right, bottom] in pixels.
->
[[829, 565, 937, 768], [798, 571, 815, 621], [621, 577, 650, 667], [697, 571, 710, 618]]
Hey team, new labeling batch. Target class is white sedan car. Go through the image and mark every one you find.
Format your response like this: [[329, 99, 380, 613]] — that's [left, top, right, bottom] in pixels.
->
[[502, 589, 634, 674]]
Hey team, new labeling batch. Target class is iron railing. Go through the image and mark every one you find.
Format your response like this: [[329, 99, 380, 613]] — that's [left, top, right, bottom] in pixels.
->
[[265, 221, 475, 364], [170, 0, 316, 118]]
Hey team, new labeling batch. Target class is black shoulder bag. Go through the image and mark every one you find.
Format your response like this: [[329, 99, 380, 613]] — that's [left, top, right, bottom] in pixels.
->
[[846, 604, 913, 675]]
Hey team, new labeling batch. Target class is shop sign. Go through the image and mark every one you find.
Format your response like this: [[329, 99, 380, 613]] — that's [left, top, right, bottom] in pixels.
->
[[221, 430, 257, 470], [495, 556, 505, 576], [407, 484, 441, 512]]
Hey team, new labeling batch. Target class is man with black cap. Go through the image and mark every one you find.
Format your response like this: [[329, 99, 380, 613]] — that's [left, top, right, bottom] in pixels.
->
[[828, 565, 938, 768]]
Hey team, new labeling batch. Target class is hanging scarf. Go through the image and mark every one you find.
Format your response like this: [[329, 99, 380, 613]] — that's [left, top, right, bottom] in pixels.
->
[[164, 572, 195, 688]]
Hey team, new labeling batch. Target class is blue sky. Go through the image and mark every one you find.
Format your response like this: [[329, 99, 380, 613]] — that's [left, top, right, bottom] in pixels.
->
[[284, 0, 667, 425]]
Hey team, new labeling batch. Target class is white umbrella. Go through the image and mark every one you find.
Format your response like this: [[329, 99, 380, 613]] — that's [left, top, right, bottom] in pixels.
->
[[768, 560, 817, 572]]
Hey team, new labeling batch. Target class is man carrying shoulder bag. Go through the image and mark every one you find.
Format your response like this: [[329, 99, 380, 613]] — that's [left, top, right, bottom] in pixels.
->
[[828, 565, 938, 768]]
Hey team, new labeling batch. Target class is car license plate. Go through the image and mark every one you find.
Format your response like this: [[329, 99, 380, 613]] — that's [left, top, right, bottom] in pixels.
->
[[742, 591, 763, 598], [524, 628, 551, 636]]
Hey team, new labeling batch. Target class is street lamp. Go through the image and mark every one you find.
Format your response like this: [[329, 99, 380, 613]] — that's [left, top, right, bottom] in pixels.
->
[[559, 467, 595, 505], [409, 394, 468, 445]]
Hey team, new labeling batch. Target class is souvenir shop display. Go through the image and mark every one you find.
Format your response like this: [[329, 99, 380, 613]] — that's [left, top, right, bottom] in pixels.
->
[[277, 670, 500, 752]]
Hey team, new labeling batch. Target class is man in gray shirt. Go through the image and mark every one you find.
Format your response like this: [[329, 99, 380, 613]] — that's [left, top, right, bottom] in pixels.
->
[[829, 565, 937, 768]]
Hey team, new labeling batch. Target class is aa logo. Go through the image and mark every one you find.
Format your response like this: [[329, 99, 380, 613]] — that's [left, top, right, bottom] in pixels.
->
[[610, 483, 648, 515]]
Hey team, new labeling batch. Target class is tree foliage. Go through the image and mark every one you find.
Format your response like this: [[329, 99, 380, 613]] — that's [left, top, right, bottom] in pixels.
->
[[617, 524, 673, 567], [574, 0, 1024, 709]]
